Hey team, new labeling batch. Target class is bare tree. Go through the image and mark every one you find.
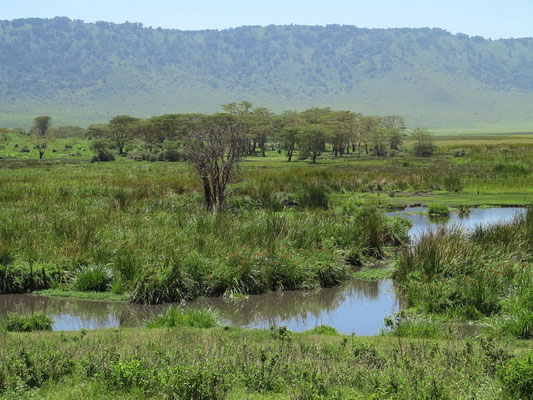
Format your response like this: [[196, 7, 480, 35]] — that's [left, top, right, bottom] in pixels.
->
[[186, 115, 246, 211]]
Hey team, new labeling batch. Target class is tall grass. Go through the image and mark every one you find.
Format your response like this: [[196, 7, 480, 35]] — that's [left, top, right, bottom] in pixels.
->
[[0, 162, 410, 303], [72, 264, 113, 292], [147, 307, 219, 329], [396, 208, 533, 336]]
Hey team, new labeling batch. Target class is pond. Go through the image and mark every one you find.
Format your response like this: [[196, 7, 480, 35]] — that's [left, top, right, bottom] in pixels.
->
[[387, 206, 526, 240], [0, 207, 525, 334]]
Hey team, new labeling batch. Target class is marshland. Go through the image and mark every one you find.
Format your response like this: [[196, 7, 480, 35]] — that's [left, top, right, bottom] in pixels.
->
[[0, 108, 532, 399]]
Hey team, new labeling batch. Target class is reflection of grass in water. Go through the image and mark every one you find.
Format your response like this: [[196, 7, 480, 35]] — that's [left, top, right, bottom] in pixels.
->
[[193, 278, 387, 327], [36, 289, 126, 301]]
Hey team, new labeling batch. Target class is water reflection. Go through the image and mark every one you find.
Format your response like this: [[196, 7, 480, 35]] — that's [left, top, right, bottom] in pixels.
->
[[387, 207, 525, 241], [0, 279, 401, 335], [191, 278, 402, 335]]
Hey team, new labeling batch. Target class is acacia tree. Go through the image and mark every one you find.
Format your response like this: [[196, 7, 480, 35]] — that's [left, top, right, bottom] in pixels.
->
[[276, 126, 300, 162], [412, 128, 436, 157], [32, 116, 52, 159], [131, 119, 158, 151], [250, 107, 273, 157], [382, 115, 406, 150], [109, 115, 138, 155], [298, 125, 328, 163], [186, 114, 246, 211]]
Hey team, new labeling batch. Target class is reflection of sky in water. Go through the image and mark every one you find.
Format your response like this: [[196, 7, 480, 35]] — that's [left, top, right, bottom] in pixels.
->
[[52, 314, 120, 331], [387, 207, 525, 241], [241, 280, 398, 335], [0, 208, 524, 335]]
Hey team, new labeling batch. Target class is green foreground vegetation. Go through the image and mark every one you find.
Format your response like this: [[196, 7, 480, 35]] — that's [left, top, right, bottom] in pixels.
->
[[1, 114, 532, 398], [0, 327, 531, 400]]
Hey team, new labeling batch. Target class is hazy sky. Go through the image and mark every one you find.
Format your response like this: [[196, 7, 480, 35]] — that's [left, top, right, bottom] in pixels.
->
[[3, 0, 533, 39]]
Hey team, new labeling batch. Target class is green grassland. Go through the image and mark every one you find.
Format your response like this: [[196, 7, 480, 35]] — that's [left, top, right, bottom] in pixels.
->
[[1, 133, 532, 399], [0, 326, 531, 399]]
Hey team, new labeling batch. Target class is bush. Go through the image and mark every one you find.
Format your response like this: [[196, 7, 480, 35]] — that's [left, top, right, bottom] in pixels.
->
[[162, 143, 180, 161], [90, 139, 115, 162], [3, 312, 53, 332], [72, 264, 113, 292], [0, 261, 54, 294], [498, 357, 533, 400], [305, 325, 339, 336]]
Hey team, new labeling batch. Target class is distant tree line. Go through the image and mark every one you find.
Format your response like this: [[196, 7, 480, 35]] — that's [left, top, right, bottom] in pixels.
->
[[85, 102, 434, 164], [5, 106, 435, 211]]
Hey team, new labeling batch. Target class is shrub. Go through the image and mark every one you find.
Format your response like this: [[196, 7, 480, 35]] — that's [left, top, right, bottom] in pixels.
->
[[72, 264, 113, 292], [0, 262, 53, 294], [3, 312, 53, 332], [162, 143, 180, 161], [90, 139, 115, 162], [498, 357, 533, 400], [412, 128, 436, 157], [147, 307, 219, 329]]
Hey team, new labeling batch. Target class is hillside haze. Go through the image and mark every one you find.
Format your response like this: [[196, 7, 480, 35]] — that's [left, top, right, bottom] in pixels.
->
[[2, 17, 533, 131]]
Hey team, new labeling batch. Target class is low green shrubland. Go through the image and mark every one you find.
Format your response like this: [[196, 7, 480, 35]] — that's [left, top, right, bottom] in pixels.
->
[[0, 327, 530, 399]]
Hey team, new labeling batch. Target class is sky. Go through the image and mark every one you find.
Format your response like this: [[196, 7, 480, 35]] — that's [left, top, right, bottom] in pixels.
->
[[2, 0, 533, 39]]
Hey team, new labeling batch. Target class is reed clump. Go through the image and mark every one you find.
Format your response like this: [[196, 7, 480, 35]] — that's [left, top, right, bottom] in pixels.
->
[[396, 208, 533, 337]]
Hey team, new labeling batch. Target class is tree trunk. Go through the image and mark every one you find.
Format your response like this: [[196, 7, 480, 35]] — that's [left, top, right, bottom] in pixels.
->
[[287, 151, 293, 162], [202, 176, 213, 211]]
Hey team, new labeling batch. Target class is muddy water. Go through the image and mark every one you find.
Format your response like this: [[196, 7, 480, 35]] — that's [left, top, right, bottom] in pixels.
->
[[0, 279, 400, 335], [0, 207, 525, 334]]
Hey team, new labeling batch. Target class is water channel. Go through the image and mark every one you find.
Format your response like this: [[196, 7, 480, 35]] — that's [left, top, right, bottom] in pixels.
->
[[0, 207, 525, 334]]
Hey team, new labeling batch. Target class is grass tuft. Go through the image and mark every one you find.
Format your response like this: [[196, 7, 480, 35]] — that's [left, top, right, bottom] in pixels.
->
[[147, 307, 220, 329]]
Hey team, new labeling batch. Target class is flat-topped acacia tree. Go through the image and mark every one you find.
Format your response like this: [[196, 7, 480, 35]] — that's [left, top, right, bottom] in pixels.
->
[[186, 114, 247, 211]]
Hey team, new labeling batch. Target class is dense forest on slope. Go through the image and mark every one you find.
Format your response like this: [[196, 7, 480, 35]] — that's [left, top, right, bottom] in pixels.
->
[[1, 17, 533, 130]]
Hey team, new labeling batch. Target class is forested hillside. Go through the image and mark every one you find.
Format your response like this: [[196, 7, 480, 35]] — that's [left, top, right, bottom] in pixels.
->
[[2, 17, 533, 130]]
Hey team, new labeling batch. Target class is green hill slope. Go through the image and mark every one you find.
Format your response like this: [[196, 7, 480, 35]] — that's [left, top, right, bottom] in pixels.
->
[[1, 18, 533, 130]]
